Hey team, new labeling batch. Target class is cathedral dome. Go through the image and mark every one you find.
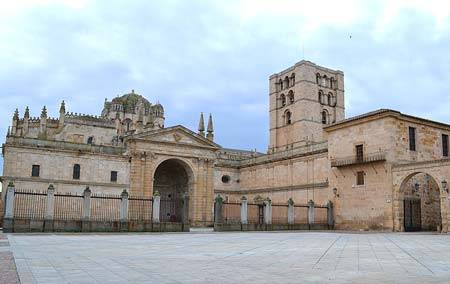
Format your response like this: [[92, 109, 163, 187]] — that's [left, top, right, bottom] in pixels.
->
[[111, 90, 151, 113]]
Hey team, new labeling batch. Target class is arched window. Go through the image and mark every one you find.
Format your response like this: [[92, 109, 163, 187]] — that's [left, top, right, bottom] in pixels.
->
[[290, 73, 295, 86], [284, 76, 290, 89], [322, 75, 328, 87], [288, 90, 294, 104], [279, 79, 283, 90], [285, 110, 292, 125], [318, 90, 323, 104], [330, 78, 334, 89], [73, 164, 81, 180], [280, 94, 286, 107], [87, 136, 94, 145], [327, 93, 332, 106], [316, 73, 321, 84], [321, 110, 328, 125]]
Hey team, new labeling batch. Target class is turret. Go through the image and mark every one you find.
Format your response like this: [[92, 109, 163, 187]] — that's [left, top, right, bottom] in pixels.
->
[[59, 101, 66, 128], [23, 106, 30, 135], [206, 114, 214, 142], [11, 109, 19, 136], [198, 113, 205, 137], [40, 106, 47, 136]]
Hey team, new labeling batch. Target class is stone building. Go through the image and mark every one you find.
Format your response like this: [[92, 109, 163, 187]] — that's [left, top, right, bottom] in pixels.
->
[[2, 60, 450, 231]]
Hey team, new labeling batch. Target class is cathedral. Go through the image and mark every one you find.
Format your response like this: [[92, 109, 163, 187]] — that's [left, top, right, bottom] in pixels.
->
[[3, 60, 450, 232]]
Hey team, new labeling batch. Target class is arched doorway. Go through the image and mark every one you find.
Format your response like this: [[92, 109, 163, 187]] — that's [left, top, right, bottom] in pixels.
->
[[153, 159, 193, 223], [399, 172, 442, 232]]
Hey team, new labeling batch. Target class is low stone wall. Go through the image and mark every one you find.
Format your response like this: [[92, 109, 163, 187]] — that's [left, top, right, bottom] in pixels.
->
[[3, 218, 189, 233], [214, 223, 331, 232]]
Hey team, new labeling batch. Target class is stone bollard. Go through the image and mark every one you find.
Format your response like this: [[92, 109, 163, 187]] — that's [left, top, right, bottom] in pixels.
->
[[264, 198, 272, 225], [120, 189, 129, 223], [44, 184, 55, 232], [214, 195, 223, 224], [152, 191, 160, 224], [240, 196, 248, 225], [308, 200, 315, 226], [288, 198, 295, 225], [82, 187, 91, 232], [327, 200, 334, 229]]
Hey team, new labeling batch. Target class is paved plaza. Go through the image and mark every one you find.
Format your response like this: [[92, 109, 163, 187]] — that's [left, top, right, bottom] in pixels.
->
[[6, 231, 450, 283]]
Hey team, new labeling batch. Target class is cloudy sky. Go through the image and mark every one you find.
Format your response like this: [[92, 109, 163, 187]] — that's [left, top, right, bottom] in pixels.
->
[[1, 0, 450, 172]]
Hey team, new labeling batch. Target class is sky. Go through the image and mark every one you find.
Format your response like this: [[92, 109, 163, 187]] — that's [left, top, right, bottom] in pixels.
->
[[1, 0, 450, 173]]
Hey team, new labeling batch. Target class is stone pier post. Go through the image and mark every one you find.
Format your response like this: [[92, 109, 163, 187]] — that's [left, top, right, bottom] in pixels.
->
[[327, 200, 334, 229], [44, 184, 55, 232], [120, 189, 129, 228], [82, 187, 91, 232], [264, 198, 272, 225], [214, 195, 223, 224], [182, 194, 190, 231], [308, 200, 315, 226], [45, 184, 55, 220], [288, 198, 294, 225], [152, 191, 160, 223], [4, 182, 15, 219], [240, 196, 248, 225]]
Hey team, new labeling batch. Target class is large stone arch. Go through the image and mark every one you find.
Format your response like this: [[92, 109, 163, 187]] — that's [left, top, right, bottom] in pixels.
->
[[152, 158, 196, 223], [393, 166, 449, 233]]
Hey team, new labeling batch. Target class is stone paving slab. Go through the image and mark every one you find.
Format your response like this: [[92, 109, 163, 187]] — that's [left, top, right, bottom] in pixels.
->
[[0, 232, 20, 284], [6, 232, 450, 283]]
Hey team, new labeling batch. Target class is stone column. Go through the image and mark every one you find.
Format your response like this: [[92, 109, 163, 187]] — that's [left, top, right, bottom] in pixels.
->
[[4, 182, 15, 219], [120, 189, 129, 223], [327, 200, 334, 229], [214, 195, 223, 224], [152, 191, 160, 223], [82, 187, 91, 232], [264, 198, 272, 225], [308, 200, 315, 225], [240, 196, 248, 225], [288, 198, 294, 225], [45, 184, 55, 220]]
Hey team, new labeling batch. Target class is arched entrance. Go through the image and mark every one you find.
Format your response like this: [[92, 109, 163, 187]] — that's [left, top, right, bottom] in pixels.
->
[[399, 172, 442, 232], [153, 159, 193, 223]]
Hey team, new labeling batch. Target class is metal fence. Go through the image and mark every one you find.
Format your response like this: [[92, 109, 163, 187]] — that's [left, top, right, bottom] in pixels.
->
[[14, 189, 47, 219], [314, 206, 328, 224], [91, 193, 121, 221], [248, 203, 264, 224], [293, 205, 309, 224], [128, 196, 153, 221], [272, 204, 288, 224], [160, 198, 183, 223], [54, 193, 83, 220], [221, 202, 241, 224]]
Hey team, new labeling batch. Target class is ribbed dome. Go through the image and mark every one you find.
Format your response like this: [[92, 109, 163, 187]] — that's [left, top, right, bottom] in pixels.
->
[[111, 91, 151, 112]]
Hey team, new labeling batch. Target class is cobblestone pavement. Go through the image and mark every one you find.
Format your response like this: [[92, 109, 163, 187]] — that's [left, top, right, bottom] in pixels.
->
[[7, 232, 450, 283], [0, 232, 20, 284]]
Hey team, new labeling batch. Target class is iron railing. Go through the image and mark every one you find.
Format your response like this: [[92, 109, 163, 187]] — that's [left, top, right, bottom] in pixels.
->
[[330, 152, 386, 167]]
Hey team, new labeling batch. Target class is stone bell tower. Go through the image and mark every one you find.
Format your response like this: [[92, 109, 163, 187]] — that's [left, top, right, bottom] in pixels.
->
[[268, 60, 345, 152]]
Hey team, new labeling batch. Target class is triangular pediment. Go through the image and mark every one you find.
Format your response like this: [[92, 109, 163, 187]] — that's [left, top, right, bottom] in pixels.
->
[[127, 125, 220, 149]]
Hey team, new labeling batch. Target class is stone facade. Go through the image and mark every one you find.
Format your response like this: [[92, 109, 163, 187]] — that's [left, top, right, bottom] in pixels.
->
[[3, 60, 450, 231]]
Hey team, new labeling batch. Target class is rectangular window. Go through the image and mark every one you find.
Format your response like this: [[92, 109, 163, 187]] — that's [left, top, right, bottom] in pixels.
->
[[110, 171, 118, 182], [356, 171, 365, 186], [355, 144, 364, 162], [31, 165, 40, 177], [443, 134, 449, 157], [73, 164, 81, 180], [409, 127, 416, 151]]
